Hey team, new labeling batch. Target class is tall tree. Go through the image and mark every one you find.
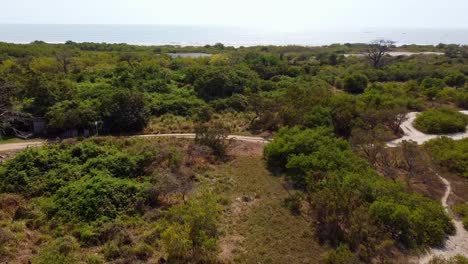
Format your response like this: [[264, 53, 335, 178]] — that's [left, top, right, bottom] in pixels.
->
[[366, 39, 395, 68], [54, 47, 76, 74]]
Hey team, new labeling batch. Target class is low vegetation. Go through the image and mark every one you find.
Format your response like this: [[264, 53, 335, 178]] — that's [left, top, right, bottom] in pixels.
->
[[0, 41, 468, 262], [264, 127, 454, 262], [429, 255, 468, 264], [0, 137, 222, 263], [453, 204, 468, 230], [424, 137, 468, 178], [415, 108, 468, 134]]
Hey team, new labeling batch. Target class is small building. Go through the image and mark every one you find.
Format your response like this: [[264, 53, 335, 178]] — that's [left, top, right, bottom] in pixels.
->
[[32, 117, 47, 135]]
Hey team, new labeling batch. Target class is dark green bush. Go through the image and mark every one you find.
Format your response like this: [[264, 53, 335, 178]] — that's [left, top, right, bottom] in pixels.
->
[[100, 90, 149, 133], [444, 72, 466, 87], [48, 171, 149, 222], [302, 106, 333, 129], [0, 141, 145, 197], [83, 152, 142, 178], [264, 127, 363, 186], [414, 108, 468, 134], [344, 74, 368, 94], [193, 66, 258, 100], [0, 146, 72, 196], [264, 127, 454, 252], [424, 137, 468, 178]]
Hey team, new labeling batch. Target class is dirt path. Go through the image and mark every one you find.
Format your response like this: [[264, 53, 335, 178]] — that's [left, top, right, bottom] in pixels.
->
[[387, 111, 468, 262], [0, 141, 44, 152], [388, 111, 468, 147], [418, 172, 468, 263], [0, 134, 269, 153], [135, 133, 269, 144]]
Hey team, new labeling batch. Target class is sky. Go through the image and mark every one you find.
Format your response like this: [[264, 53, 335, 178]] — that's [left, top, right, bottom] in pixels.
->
[[2, 0, 468, 31]]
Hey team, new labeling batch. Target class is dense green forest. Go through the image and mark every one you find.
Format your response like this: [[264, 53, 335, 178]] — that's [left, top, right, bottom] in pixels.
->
[[0, 41, 467, 138], [0, 41, 468, 263]]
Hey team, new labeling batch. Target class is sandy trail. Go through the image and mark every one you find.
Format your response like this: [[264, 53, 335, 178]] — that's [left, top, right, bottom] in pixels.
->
[[135, 133, 269, 144], [0, 134, 269, 152], [387, 111, 468, 262], [418, 173, 468, 263], [0, 141, 44, 152], [388, 111, 468, 147]]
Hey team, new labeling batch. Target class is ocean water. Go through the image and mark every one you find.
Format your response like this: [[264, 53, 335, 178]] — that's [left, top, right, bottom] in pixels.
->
[[0, 24, 467, 46]]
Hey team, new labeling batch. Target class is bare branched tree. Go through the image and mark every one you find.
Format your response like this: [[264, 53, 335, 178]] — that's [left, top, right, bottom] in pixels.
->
[[366, 39, 395, 68], [54, 48, 76, 74]]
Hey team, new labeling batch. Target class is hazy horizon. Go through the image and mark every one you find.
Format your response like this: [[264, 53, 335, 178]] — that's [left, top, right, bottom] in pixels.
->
[[3, 0, 468, 31], [1, 24, 467, 46]]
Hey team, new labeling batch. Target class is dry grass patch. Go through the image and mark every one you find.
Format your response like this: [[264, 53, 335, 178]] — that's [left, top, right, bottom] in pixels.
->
[[209, 156, 326, 264]]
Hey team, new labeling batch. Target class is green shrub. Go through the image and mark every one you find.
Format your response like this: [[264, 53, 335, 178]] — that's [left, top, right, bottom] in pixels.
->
[[370, 194, 454, 247], [83, 152, 142, 178], [150, 90, 206, 116], [78, 225, 101, 246], [453, 204, 468, 230], [344, 74, 368, 94], [86, 254, 104, 264], [195, 121, 231, 159], [265, 127, 454, 252], [264, 127, 364, 186], [48, 171, 149, 222], [424, 137, 468, 178], [414, 108, 468, 134], [0, 141, 145, 197], [0, 146, 73, 196], [32, 236, 80, 264], [421, 78, 446, 99], [209, 94, 249, 112], [303, 106, 333, 129], [324, 245, 361, 264], [100, 89, 149, 133], [161, 191, 221, 263], [46, 100, 98, 130], [444, 72, 466, 87], [194, 66, 258, 100]]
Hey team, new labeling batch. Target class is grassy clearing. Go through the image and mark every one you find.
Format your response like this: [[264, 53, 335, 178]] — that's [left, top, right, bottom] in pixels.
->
[[206, 155, 326, 264], [144, 112, 255, 136]]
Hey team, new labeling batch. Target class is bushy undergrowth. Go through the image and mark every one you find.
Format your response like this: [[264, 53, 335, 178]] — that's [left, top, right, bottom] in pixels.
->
[[424, 137, 468, 178], [48, 172, 149, 222], [0, 138, 221, 263], [264, 127, 454, 262], [414, 108, 468, 134], [453, 204, 468, 230]]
